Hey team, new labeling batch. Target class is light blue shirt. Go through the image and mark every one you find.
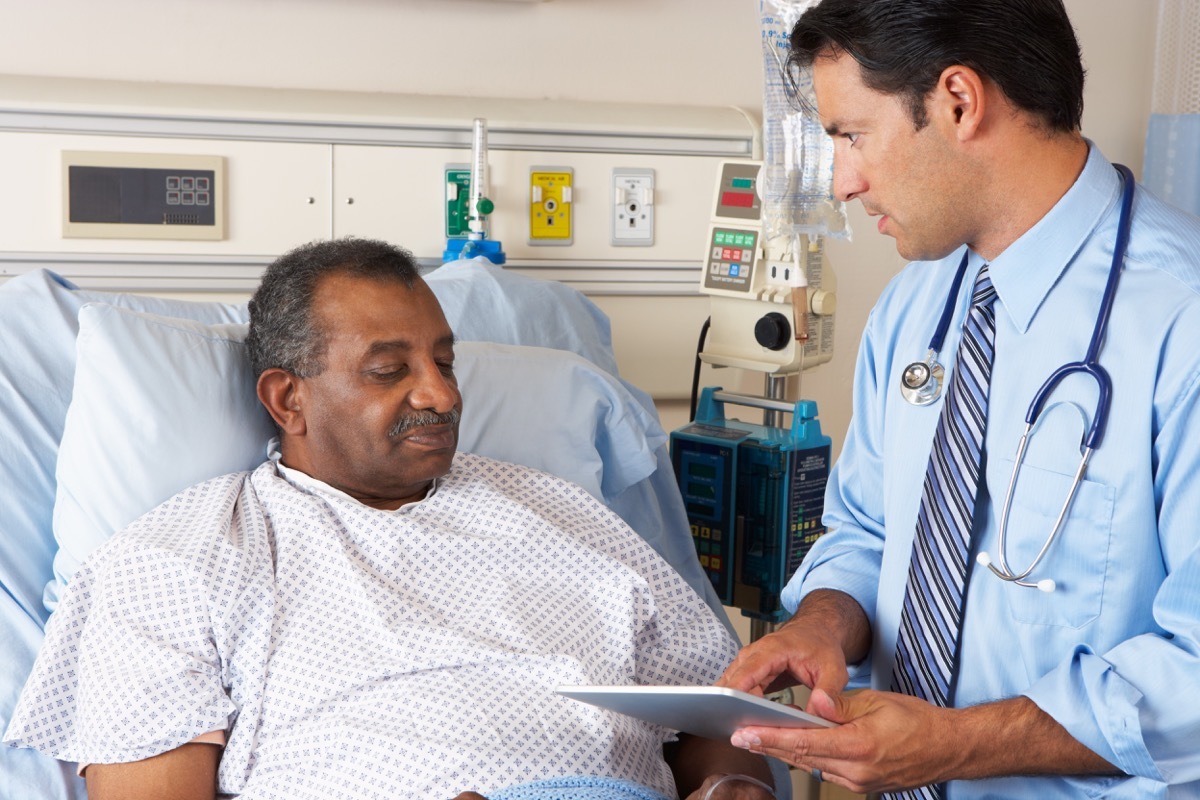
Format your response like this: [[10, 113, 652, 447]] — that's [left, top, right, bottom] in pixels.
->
[[783, 146, 1200, 798]]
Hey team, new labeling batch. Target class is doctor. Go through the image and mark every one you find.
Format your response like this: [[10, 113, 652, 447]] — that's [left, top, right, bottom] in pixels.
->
[[718, 1, 1200, 797]]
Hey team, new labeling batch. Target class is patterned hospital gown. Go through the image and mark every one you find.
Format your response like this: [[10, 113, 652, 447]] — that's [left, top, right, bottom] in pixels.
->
[[5, 452, 738, 799]]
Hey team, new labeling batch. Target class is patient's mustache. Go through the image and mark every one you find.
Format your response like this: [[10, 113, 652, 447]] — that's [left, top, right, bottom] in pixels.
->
[[388, 408, 461, 438]]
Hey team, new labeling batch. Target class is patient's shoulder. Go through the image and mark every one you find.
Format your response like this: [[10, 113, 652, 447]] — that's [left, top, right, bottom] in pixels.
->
[[102, 466, 272, 578], [53, 466, 274, 650], [124, 467, 256, 532]]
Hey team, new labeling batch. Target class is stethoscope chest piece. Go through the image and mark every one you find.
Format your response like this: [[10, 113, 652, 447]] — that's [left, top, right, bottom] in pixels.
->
[[901, 251, 973, 408], [900, 351, 944, 406]]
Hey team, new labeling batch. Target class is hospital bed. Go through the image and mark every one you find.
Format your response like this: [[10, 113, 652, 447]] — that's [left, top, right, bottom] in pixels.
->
[[0, 261, 791, 800]]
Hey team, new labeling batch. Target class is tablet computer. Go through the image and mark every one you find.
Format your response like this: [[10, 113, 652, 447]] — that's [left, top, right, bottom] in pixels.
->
[[555, 685, 836, 741]]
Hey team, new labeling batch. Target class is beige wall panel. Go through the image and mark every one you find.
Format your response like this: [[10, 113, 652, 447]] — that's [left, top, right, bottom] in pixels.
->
[[334, 145, 730, 265], [0, 131, 331, 256]]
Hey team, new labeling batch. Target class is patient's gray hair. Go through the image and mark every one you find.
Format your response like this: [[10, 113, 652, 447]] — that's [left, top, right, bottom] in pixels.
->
[[247, 237, 420, 379]]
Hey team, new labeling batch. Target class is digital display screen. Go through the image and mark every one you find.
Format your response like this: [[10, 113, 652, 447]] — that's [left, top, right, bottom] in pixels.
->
[[720, 191, 755, 209], [713, 162, 762, 221]]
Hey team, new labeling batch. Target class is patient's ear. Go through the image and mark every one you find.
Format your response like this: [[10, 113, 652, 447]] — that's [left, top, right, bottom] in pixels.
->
[[257, 368, 307, 435]]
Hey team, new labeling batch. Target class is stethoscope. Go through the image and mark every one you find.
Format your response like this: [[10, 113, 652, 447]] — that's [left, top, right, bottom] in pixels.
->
[[900, 163, 1136, 593]]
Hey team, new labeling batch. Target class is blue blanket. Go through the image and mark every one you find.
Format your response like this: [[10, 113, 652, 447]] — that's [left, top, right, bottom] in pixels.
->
[[489, 776, 672, 800]]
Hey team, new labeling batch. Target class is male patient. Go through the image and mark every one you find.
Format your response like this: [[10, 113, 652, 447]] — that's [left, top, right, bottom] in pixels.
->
[[4, 238, 773, 800]]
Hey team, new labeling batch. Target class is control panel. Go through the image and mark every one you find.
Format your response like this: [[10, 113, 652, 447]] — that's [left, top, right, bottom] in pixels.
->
[[675, 429, 746, 602], [62, 151, 224, 240], [703, 227, 759, 295], [702, 161, 762, 295]]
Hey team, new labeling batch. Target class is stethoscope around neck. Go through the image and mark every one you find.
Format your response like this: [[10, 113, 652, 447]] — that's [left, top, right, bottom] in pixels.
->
[[900, 163, 1136, 592]]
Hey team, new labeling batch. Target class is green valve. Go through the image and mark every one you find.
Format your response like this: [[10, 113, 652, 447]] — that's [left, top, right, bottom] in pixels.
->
[[476, 197, 495, 215]]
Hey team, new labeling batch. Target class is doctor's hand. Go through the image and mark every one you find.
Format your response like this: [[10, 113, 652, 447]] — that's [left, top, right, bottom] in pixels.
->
[[717, 589, 869, 702], [729, 688, 961, 795], [716, 621, 849, 701]]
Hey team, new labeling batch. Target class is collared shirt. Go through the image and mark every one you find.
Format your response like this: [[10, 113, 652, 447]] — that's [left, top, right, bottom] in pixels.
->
[[6, 452, 738, 799], [784, 145, 1200, 797]]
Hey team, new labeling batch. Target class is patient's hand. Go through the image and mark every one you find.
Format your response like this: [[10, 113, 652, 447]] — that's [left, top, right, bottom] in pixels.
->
[[684, 773, 776, 799]]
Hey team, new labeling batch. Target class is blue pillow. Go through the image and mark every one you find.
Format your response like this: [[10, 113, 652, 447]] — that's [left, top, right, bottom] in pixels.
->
[[426, 257, 622, 377], [455, 343, 662, 501], [0, 269, 246, 624]]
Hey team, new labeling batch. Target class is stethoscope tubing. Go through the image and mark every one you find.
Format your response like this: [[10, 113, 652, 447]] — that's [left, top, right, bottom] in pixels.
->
[[1023, 163, 1135, 450], [930, 250, 972, 355], [903, 163, 1136, 591]]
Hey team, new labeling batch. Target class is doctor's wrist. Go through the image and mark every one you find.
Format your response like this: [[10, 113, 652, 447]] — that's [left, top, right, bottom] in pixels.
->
[[791, 588, 871, 665], [948, 697, 1119, 781]]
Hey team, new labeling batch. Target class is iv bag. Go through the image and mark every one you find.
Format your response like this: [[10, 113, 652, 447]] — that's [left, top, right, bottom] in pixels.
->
[[759, 0, 850, 242]]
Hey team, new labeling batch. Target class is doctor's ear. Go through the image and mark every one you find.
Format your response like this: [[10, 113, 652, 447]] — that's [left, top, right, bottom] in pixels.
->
[[933, 65, 987, 141], [257, 368, 307, 435]]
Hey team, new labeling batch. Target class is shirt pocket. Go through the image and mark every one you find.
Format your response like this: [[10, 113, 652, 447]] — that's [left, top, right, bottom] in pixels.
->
[[988, 456, 1115, 628]]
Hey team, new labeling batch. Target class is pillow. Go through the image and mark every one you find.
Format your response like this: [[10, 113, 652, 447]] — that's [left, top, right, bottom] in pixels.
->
[[454, 343, 663, 501], [425, 256, 661, 440], [48, 305, 275, 610], [425, 256, 622, 378], [46, 307, 662, 608]]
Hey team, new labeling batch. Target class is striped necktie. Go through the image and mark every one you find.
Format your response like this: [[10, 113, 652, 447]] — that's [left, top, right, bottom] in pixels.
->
[[886, 265, 996, 800]]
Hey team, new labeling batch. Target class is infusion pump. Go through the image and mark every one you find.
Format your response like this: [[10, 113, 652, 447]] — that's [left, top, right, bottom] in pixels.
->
[[698, 161, 837, 375]]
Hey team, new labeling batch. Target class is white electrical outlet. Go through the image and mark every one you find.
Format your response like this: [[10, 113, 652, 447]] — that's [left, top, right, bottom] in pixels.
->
[[612, 167, 655, 246]]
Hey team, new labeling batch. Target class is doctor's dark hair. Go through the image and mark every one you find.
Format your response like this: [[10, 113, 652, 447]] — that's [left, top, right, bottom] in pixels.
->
[[246, 237, 420, 379], [789, 0, 1085, 133]]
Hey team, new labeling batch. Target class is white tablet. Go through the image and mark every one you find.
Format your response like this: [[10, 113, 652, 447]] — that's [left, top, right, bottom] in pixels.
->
[[555, 685, 836, 741]]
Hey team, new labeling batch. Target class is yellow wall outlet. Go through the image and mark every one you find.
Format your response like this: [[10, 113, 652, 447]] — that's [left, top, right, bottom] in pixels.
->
[[529, 166, 573, 245]]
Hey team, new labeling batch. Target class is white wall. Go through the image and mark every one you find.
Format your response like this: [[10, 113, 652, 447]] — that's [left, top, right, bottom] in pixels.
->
[[0, 0, 1153, 159], [0, 0, 763, 106]]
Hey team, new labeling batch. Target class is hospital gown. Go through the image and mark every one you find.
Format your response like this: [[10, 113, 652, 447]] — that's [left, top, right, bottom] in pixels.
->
[[5, 452, 738, 799]]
